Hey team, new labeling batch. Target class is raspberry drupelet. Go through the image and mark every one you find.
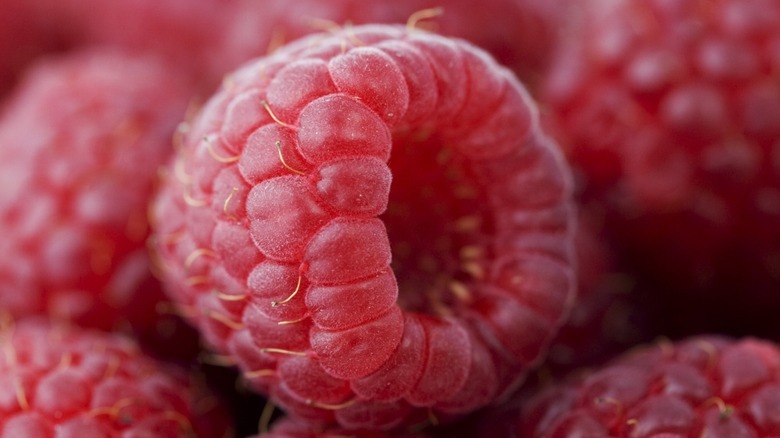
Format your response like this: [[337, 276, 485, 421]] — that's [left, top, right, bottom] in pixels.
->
[[151, 24, 576, 431], [0, 48, 194, 349]]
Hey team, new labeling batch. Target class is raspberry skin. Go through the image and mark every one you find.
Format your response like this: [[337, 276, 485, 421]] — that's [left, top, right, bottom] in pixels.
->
[[151, 24, 576, 430], [0, 49, 193, 346], [520, 336, 780, 437], [0, 318, 230, 437], [541, 0, 780, 333]]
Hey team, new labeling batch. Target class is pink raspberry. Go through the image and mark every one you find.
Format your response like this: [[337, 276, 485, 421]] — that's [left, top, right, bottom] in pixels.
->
[[520, 336, 780, 437], [542, 0, 780, 333], [0, 48, 195, 352], [151, 24, 575, 431], [0, 318, 230, 437]]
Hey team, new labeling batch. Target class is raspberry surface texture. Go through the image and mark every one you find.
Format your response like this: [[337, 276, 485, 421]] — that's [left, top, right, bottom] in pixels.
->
[[0, 318, 230, 437], [0, 49, 193, 343], [520, 336, 780, 437], [542, 0, 780, 334], [151, 24, 575, 430]]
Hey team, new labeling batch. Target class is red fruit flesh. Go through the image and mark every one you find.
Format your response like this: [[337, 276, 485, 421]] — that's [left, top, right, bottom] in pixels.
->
[[151, 24, 575, 430], [0, 48, 194, 353]]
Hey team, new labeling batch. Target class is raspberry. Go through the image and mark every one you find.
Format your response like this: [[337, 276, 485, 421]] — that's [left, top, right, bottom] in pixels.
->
[[520, 336, 780, 437], [151, 24, 575, 430], [0, 317, 230, 437], [542, 0, 780, 334], [0, 48, 194, 350]]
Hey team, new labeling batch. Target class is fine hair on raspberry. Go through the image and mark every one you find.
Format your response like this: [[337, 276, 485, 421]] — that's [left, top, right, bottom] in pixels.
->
[[151, 23, 576, 431]]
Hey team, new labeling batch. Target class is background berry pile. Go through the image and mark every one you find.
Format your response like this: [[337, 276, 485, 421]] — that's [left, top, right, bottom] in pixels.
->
[[0, 0, 778, 437]]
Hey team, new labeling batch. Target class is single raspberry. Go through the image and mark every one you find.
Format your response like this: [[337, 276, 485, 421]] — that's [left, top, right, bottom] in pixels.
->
[[0, 317, 230, 437], [541, 0, 780, 334], [0, 48, 196, 353], [151, 24, 575, 431], [520, 336, 780, 437]]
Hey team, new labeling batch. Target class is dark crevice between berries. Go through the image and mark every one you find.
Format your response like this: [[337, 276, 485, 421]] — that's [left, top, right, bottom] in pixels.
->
[[382, 130, 495, 317]]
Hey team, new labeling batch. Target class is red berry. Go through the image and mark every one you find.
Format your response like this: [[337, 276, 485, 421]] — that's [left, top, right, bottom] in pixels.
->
[[542, 0, 780, 334], [0, 318, 230, 436], [521, 336, 780, 437], [151, 24, 575, 430], [0, 48, 193, 348]]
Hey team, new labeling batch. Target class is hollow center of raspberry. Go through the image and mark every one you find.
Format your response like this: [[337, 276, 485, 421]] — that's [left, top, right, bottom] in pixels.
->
[[382, 132, 493, 316]]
